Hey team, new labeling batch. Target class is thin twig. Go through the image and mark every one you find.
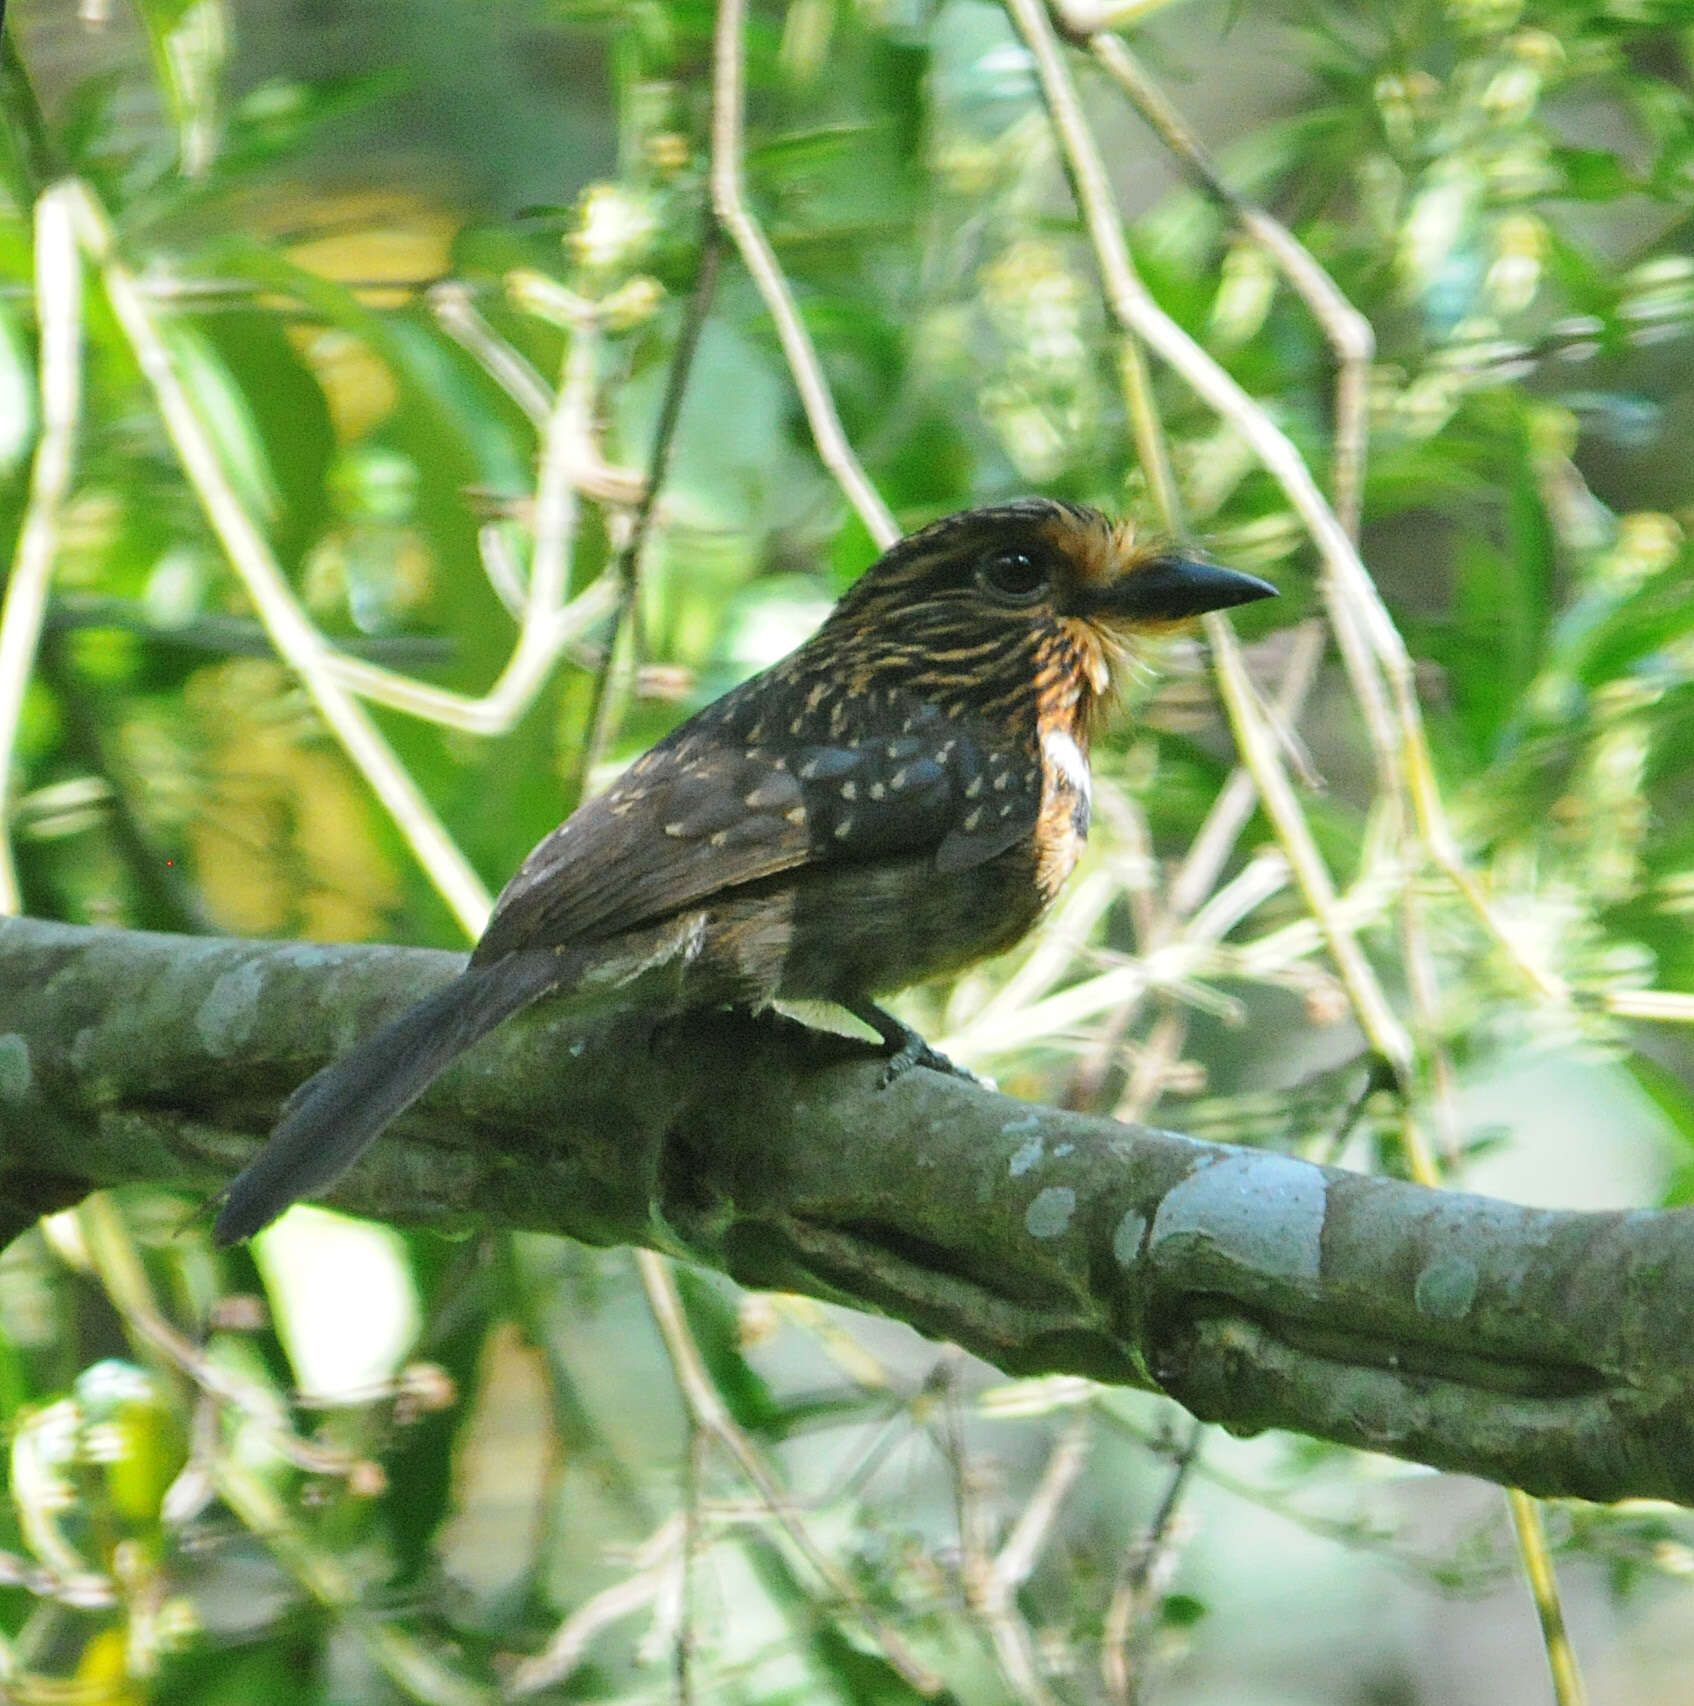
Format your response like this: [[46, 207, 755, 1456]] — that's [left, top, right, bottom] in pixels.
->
[[1206, 615, 1434, 1171], [1065, 624, 1324, 1111], [319, 578, 619, 732], [1400, 877, 1462, 1165], [943, 848, 1289, 1060], [1606, 989, 1694, 1021], [1095, 1398, 1529, 1588], [65, 1197, 364, 1480], [1170, 623, 1327, 922], [214, 1454, 495, 1706], [1113, 1006, 1188, 1125], [938, 1369, 1087, 1706], [1101, 1416, 1201, 1706], [320, 301, 614, 739], [506, 1517, 686, 1697], [939, 1360, 1008, 1691], [995, 1413, 1091, 1593], [575, 220, 725, 797], [676, 1426, 704, 1706], [709, 0, 897, 548], [1067, 24, 1374, 534], [635, 1250, 942, 1695], [1115, 319, 1185, 535], [0, 1547, 114, 1610], [429, 280, 555, 427]]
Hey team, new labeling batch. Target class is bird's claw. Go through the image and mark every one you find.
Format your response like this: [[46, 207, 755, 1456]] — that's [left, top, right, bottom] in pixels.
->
[[842, 998, 984, 1087], [878, 1031, 982, 1088]]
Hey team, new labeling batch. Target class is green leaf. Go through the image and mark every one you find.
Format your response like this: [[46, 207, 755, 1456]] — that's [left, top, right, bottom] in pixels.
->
[[153, 316, 283, 523], [131, 0, 228, 176], [1625, 1051, 1694, 1158], [0, 299, 37, 479], [1162, 1592, 1209, 1628], [1551, 146, 1637, 202], [673, 1266, 785, 1434]]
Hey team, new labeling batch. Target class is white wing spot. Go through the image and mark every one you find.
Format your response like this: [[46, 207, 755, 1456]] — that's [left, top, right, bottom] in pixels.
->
[[964, 776, 985, 799], [841, 781, 858, 801], [963, 807, 984, 832], [869, 782, 886, 800], [835, 817, 854, 839]]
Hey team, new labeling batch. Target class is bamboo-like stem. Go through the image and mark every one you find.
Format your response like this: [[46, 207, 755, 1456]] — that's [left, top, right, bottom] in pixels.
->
[[1507, 1488, 1589, 1706], [0, 185, 82, 913]]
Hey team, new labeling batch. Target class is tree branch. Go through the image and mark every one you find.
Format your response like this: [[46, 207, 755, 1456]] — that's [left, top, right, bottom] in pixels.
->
[[3, 915, 1691, 1504]]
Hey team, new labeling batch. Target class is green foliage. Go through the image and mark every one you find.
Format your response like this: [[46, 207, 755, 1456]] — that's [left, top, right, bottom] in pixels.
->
[[3, 0, 1694, 1700]]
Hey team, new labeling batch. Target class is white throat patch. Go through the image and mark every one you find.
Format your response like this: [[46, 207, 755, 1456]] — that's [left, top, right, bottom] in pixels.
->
[[1041, 727, 1091, 802]]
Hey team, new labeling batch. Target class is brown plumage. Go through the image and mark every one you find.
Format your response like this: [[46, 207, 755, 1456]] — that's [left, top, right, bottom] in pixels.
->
[[212, 499, 1275, 1243]]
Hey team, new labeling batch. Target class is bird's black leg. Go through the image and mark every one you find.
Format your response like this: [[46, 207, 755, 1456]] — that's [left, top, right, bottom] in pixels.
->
[[845, 998, 980, 1086]]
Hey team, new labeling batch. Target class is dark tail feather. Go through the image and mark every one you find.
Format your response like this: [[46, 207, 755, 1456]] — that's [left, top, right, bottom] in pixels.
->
[[212, 949, 561, 1246]]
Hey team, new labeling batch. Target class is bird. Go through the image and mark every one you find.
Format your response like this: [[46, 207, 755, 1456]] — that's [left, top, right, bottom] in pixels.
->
[[212, 499, 1276, 1244]]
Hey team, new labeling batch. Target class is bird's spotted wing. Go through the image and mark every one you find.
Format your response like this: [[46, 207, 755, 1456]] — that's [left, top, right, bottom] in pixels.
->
[[788, 712, 1039, 870], [471, 696, 1041, 962], [472, 735, 809, 961]]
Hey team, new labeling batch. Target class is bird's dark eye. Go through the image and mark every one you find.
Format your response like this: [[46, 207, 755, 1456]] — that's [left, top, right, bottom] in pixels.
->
[[976, 550, 1049, 604]]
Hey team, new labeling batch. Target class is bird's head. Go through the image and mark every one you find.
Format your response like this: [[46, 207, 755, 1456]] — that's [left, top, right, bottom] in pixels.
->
[[818, 498, 1277, 729]]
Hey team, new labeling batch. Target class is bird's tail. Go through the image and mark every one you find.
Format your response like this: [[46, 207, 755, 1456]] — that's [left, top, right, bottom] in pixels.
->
[[212, 949, 562, 1246]]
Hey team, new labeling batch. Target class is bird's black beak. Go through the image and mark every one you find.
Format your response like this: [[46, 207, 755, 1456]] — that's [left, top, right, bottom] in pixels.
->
[[1083, 555, 1279, 622]]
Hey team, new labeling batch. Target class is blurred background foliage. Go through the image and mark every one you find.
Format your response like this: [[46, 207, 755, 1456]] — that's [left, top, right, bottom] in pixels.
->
[[4, 0, 1694, 1700]]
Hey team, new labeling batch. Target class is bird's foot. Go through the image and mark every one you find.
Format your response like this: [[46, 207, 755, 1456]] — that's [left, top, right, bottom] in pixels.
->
[[844, 998, 983, 1088], [879, 1031, 979, 1088]]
